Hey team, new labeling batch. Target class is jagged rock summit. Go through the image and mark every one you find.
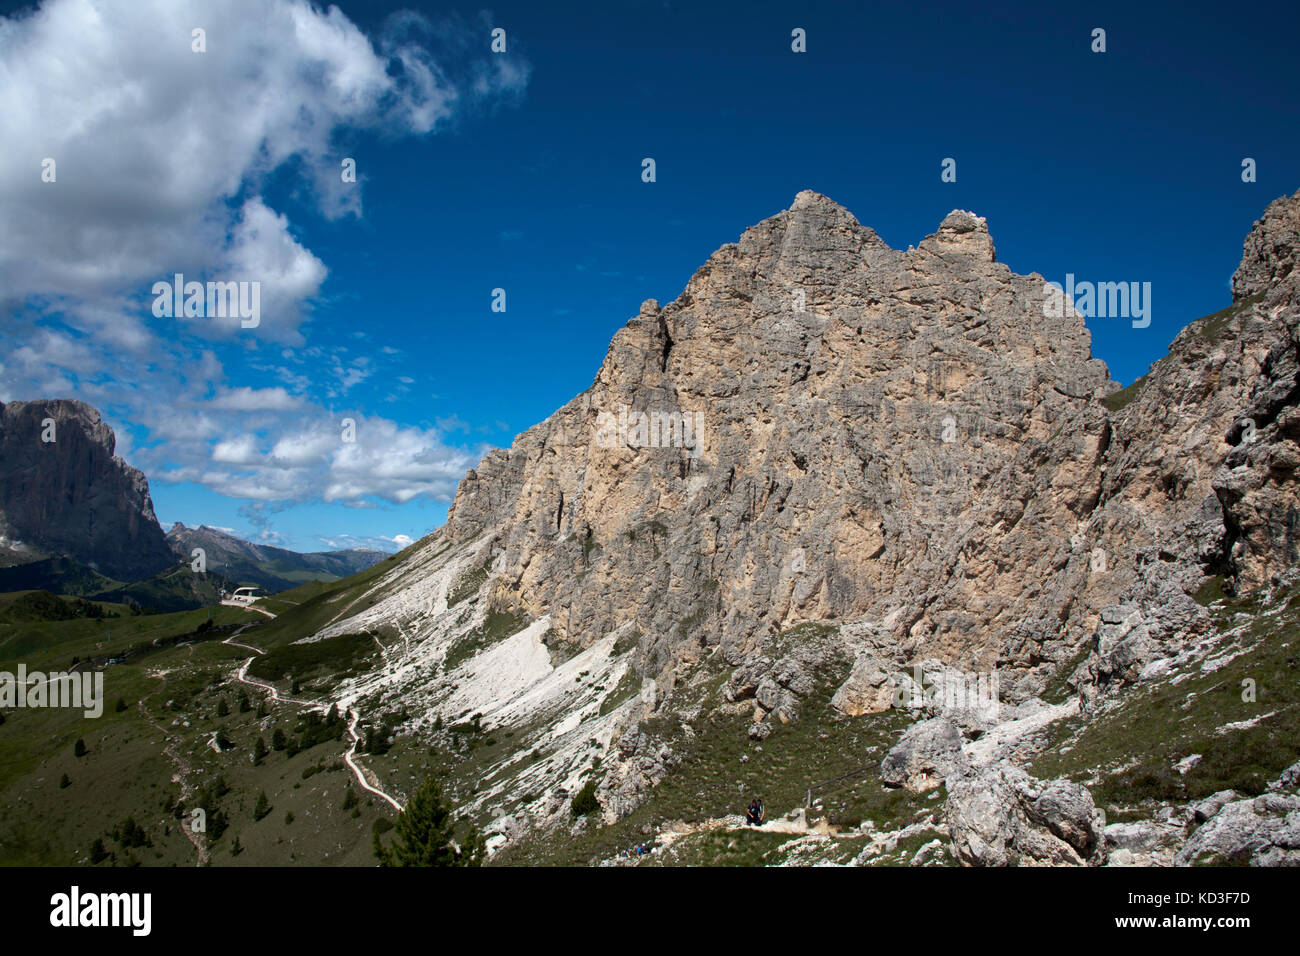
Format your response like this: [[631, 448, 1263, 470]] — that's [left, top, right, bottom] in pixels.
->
[[445, 189, 1117, 698]]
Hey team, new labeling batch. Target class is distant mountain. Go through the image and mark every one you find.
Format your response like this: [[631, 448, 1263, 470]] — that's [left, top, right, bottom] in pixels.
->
[[0, 399, 175, 580], [165, 523, 388, 593], [0, 398, 391, 604]]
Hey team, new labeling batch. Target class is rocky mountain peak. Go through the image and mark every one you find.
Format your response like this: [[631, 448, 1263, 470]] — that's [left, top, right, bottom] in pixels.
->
[[287, 189, 1300, 861], [444, 191, 1118, 692], [1232, 189, 1300, 301]]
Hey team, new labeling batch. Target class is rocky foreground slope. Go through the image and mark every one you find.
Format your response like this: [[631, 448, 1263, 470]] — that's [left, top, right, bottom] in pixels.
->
[[264, 189, 1300, 865]]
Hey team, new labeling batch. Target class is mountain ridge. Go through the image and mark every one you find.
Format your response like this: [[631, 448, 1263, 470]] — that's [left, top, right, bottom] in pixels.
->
[[6, 190, 1297, 867], [262, 187, 1300, 861], [165, 522, 388, 592]]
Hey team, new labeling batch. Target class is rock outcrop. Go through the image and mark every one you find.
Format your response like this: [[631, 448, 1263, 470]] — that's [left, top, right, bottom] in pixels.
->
[[1173, 762, 1300, 866], [0, 399, 174, 581], [946, 764, 1106, 866], [444, 190, 1124, 693], [880, 717, 969, 791]]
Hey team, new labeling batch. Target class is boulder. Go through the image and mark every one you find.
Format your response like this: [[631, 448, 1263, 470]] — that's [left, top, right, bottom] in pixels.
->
[[880, 717, 968, 791], [1175, 792, 1300, 866], [946, 763, 1105, 866]]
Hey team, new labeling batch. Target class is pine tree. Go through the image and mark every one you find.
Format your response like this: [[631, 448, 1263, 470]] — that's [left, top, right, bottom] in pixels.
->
[[89, 838, 108, 864], [237, 692, 251, 713], [216, 697, 229, 718], [73, 738, 87, 757], [59, 773, 71, 789], [271, 728, 286, 751], [374, 776, 483, 867], [253, 790, 271, 821], [253, 736, 268, 765]]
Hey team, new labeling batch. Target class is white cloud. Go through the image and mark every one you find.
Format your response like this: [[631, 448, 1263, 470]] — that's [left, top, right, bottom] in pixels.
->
[[269, 431, 337, 467], [211, 434, 261, 465], [0, 0, 527, 346], [146, 410, 480, 506], [0, 0, 525, 519], [209, 386, 304, 412]]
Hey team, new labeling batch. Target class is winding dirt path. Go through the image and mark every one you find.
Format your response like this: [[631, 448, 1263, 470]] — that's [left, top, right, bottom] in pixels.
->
[[343, 708, 404, 812], [222, 621, 403, 812], [138, 671, 210, 867]]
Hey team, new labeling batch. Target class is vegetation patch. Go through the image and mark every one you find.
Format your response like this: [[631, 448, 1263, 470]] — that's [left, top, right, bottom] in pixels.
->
[[499, 679, 924, 866], [447, 561, 490, 608], [1104, 375, 1148, 413], [1196, 292, 1264, 346], [1031, 598, 1300, 814], [598, 666, 642, 717], [2, 590, 118, 623], [246, 632, 377, 684]]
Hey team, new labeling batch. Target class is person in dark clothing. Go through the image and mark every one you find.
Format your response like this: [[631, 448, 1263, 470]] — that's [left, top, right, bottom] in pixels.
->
[[746, 798, 764, 826]]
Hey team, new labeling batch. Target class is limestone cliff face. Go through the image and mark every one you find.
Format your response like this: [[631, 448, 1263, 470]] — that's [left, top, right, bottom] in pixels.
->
[[442, 190, 1300, 707], [1215, 194, 1300, 591], [1058, 190, 1300, 695], [0, 399, 174, 581], [444, 191, 1158, 698]]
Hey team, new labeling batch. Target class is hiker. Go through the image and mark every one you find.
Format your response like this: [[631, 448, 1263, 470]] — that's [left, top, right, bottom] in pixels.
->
[[746, 798, 764, 826]]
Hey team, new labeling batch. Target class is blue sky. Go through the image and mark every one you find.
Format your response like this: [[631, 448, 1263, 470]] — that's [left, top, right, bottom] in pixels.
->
[[2, 0, 1298, 553]]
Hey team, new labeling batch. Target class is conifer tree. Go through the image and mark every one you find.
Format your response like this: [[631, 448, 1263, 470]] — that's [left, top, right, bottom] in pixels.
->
[[374, 776, 483, 867]]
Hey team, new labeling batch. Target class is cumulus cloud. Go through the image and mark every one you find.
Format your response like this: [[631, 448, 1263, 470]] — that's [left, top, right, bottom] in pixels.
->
[[0, 0, 525, 342], [0, 0, 528, 528], [146, 410, 481, 506]]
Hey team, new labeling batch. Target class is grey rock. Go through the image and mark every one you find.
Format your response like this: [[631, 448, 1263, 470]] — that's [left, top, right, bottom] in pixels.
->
[[909, 838, 949, 867], [880, 717, 968, 791], [946, 763, 1106, 866], [1175, 792, 1300, 866], [1269, 760, 1300, 792], [831, 652, 896, 716], [1193, 789, 1241, 823]]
